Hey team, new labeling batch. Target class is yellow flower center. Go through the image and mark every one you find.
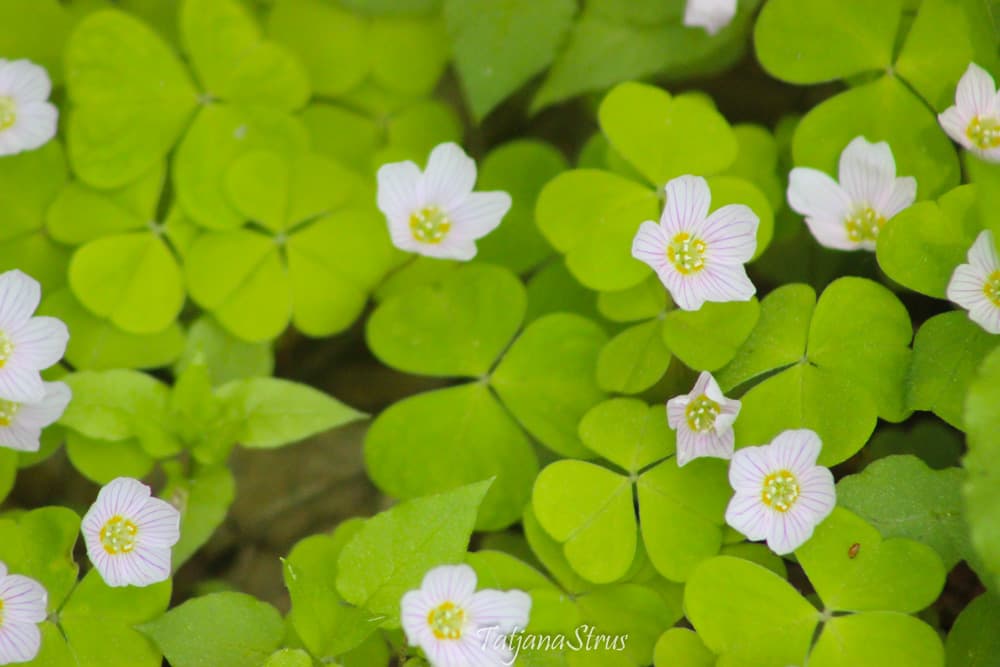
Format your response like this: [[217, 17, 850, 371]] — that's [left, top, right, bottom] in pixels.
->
[[844, 207, 885, 244], [761, 470, 800, 513], [410, 207, 451, 244], [100, 516, 138, 555], [984, 270, 1000, 307], [427, 601, 465, 640], [0, 331, 12, 369], [0, 97, 15, 132], [967, 116, 1000, 149], [0, 399, 19, 427], [685, 394, 720, 433], [667, 232, 707, 274]]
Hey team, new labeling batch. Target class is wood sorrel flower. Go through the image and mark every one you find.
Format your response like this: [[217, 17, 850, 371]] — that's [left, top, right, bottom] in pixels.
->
[[0, 270, 69, 403], [683, 0, 737, 35], [939, 63, 1000, 163], [725, 429, 836, 555], [667, 371, 741, 467], [0, 59, 58, 157], [401, 564, 530, 667], [82, 478, 180, 588], [0, 381, 70, 453], [947, 229, 1000, 334], [631, 175, 758, 311], [376, 142, 512, 261], [787, 136, 916, 251], [0, 561, 47, 664]]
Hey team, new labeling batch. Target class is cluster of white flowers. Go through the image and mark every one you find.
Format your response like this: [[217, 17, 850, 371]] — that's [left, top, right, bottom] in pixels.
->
[[0, 59, 57, 157], [0, 270, 70, 454], [666, 372, 836, 555]]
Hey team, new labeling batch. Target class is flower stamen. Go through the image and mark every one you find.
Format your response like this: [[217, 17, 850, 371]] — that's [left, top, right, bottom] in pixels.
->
[[0, 97, 15, 132], [843, 206, 885, 243], [100, 516, 138, 555], [984, 270, 1000, 307], [967, 116, 1000, 149], [761, 470, 800, 513], [685, 394, 720, 433], [410, 207, 452, 244], [0, 400, 18, 428], [427, 601, 464, 640], [667, 232, 707, 274], [0, 331, 12, 370]]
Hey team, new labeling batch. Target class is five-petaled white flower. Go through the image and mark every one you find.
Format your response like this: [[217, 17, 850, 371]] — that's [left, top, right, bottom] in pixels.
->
[[0, 270, 69, 403], [725, 429, 836, 555], [947, 229, 1000, 335], [81, 478, 181, 588], [683, 0, 737, 35], [939, 63, 1000, 162], [667, 371, 741, 467], [376, 142, 512, 261], [0, 59, 58, 157], [631, 175, 758, 311], [0, 381, 71, 453], [0, 561, 47, 665], [787, 136, 916, 252], [401, 564, 531, 667]]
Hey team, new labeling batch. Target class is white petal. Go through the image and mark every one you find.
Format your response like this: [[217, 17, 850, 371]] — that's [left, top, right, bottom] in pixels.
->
[[448, 192, 511, 242], [0, 270, 41, 330], [968, 299, 1000, 335], [795, 467, 837, 520], [0, 364, 44, 404], [632, 220, 670, 274], [725, 492, 770, 542], [421, 564, 478, 607], [0, 422, 41, 452], [133, 497, 181, 549], [694, 262, 756, 304], [838, 137, 897, 205], [422, 143, 477, 211], [466, 589, 531, 634], [82, 477, 153, 541], [766, 429, 823, 475], [376, 160, 422, 224], [967, 230, 1000, 273], [6, 101, 58, 153], [401, 589, 435, 648], [976, 144, 1000, 163], [676, 427, 734, 466], [0, 59, 51, 104], [661, 175, 712, 236], [9, 316, 70, 371], [0, 562, 7, 578], [804, 216, 859, 251], [0, 574, 47, 623], [89, 546, 170, 588], [683, 0, 737, 35], [666, 395, 688, 431], [412, 239, 478, 262], [946, 263, 991, 313], [661, 269, 707, 311], [728, 445, 770, 493], [714, 396, 741, 433], [787, 167, 852, 221], [0, 621, 40, 664], [939, 106, 974, 149], [691, 371, 715, 398], [875, 176, 917, 220], [701, 204, 759, 264], [956, 63, 998, 116], [13, 381, 70, 430], [767, 508, 815, 555]]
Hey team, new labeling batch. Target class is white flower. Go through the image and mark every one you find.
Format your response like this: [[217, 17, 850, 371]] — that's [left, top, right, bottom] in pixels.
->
[[0, 381, 71, 453], [0, 59, 58, 157], [81, 478, 181, 588], [666, 371, 741, 467], [787, 136, 916, 251], [0, 270, 69, 403], [0, 561, 47, 665], [684, 0, 737, 35], [631, 175, 758, 311], [401, 564, 531, 667], [947, 229, 1000, 334], [939, 63, 1000, 162], [376, 142, 512, 261], [725, 429, 836, 555]]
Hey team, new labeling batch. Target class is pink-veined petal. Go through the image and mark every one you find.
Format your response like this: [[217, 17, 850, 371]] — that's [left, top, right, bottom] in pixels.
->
[[401, 589, 435, 647], [13, 381, 70, 430], [787, 167, 851, 222], [133, 497, 181, 549], [666, 395, 688, 431], [661, 269, 707, 312], [876, 176, 917, 220], [0, 620, 41, 664], [0, 574, 47, 623], [967, 230, 1000, 274], [701, 204, 759, 264], [632, 221, 669, 274], [82, 478, 153, 540], [838, 137, 897, 205], [768, 507, 815, 555], [968, 300, 1000, 335], [448, 191, 512, 242], [725, 492, 770, 542], [766, 429, 822, 474], [0, 270, 40, 331], [421, 564, 478, 608], [662, 175, 712, 236], [956, 62, 998, 116], [466, 589, 531, 635], [376, 160, 422, 224], [422, 143, 477, 211], [676, 427, 734, 466], [794, 468, 837, 521], [695, 262, 756, 304], [0, 422, 41, 452], [938, 106, 973, 149], [715, 396, 741, 433], [728, 445, 770, 493], [946, 263, 990, 314], [8, 316, 69, 371], [0, 363, 44, 403]]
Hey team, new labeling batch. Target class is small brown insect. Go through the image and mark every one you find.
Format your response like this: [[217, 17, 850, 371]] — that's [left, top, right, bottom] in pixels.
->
[[848, 543, 861, 559]]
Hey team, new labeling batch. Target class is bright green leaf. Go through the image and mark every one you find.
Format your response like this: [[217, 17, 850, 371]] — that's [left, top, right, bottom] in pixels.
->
[[809, 612, 944, 667], [579, 398, 675, 474], [597, 320, 673, 394], [0, 507, 80, 612], [663, 299, 760, 372], [964, 346, 1000, 589], [66, 430, 154, 484]]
